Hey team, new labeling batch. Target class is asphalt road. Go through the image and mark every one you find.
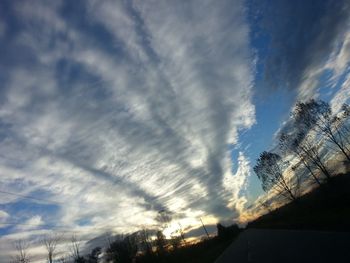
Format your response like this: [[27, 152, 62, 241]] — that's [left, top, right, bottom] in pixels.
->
[[215, 229, 350, 263]]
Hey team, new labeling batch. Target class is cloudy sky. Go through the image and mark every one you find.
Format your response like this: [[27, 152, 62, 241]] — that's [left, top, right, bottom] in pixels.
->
[[0, 0, 350, 261]]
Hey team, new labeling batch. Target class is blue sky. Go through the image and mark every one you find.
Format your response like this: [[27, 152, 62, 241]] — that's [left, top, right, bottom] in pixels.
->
[[0, 0, 350, 261]]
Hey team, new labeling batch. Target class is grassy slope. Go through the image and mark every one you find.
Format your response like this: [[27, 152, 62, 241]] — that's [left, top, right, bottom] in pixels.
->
[[248, 173, 350, 231]]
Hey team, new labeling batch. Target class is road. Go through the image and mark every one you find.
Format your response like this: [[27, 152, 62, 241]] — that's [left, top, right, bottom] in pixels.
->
[[215, 229, 350, 263]]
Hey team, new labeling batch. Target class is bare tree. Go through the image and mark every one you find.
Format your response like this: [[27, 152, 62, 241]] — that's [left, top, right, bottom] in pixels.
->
[[177, 222, 186, 244], [331, 103, 350, 146], [258, 199, 273, 213], [253, 151, 298, 201], [155, 209, 172, 253], [295, 133, 331, 181], [280, 132, 323, 185], [155, 230, 166, 255], [42, 233, 61, 263], [12, 240, 30, 263], [139, 229, 152, 256], [69, 234, 85, 262], [106, 234, 138, 263], [293, 99, 350, 162], [70, 235, 80, 259], [169, 233, 181, 251]]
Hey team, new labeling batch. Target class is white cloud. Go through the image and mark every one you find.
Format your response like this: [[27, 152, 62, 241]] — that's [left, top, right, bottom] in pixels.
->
[[330, 72, 350, 113], [15, 216, 44, 232], [0, 210, 10, 224], [0, 0, 255, 260], [297, 28, 350, 101], [223, 152, 251, 223], [326, 31, 350, 82]]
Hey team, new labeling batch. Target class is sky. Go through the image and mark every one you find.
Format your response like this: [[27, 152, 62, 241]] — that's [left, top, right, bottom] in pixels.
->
[[0, 0, 350, 261]]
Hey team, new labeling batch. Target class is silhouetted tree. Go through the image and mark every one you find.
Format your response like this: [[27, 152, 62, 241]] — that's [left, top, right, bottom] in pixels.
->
[[12, 240, 30, 263], [69, 235, 85, 263], [254, 151, 298, 201], [293, 99, 350, 162], [169, 234, 181, 251], [177, 222, 186, 244], [106, 235, 138, 263], [42, 233, 61, 263], [139, 229, 153, 256], [258, 198, 274, 213], [155, 209, 172, 253], [332, 103, 350, 147], [296, 133, 331, 181], [155, 231, 166, 255], [280, 132, 323, 185]]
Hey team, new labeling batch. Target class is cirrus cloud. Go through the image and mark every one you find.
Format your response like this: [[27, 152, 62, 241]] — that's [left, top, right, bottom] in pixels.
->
[[0, 0, 255, 260]]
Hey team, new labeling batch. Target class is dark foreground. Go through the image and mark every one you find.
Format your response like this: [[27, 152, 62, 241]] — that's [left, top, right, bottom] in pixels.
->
[[249, 173, 350, 231], [215, 229, 350, 263], [135, 235, 236, 263]]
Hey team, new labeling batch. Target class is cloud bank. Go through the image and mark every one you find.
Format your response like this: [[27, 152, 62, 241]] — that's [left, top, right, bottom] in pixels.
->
[[0, 0, 255, 260]]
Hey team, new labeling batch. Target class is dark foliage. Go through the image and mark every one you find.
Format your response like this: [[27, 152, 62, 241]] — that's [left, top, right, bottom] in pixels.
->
[[216, 223, 241, 240], [106, 235, 138, 263]]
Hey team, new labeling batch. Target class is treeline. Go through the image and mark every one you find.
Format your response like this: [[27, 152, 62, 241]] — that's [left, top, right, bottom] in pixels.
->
[[11, 223, 240, 263], [254, 99, 350, 206]]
